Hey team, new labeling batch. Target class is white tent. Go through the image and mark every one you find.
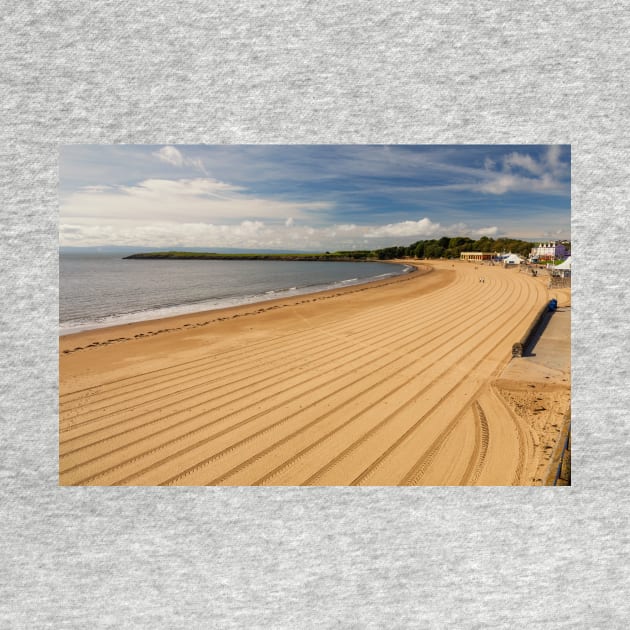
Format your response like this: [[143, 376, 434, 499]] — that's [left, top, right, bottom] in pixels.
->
[[554, 256, 572, 270], [552, 256, 572, 277], [503, 253, 523, 265]]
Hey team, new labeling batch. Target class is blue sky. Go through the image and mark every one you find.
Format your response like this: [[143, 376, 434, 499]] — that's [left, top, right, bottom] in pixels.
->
[[59, 145, 570, 250]]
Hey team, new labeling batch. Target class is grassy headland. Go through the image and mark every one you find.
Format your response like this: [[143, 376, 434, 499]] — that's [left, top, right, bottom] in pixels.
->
[[123, 251, 377, 262]]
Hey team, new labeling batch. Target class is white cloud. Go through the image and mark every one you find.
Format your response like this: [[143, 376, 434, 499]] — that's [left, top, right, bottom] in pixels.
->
[[60, 209, 507, 250], [546, 145, 563, 173], [187, 157, 207, 174], [476, 172, 562, 195], [476, 174, 520, 195], [476, 159, 566, 195], [153, 146, 208, 174], [154, 146, 184, 167], [362, 218, 500, 241], [503, 152, 543, 175], [119, 178, 244, 199], [472, 146, 569, 196], [472, 226, 499, 237], [364, 218, 443, 238], [60, 177, 340, 249], [61, 178, 332, 224], [80, 185, 112, 194]]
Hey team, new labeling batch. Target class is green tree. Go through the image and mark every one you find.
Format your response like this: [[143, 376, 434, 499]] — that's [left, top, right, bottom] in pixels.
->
[[425, 244, 444, 258], [449, 237, 466, 249]]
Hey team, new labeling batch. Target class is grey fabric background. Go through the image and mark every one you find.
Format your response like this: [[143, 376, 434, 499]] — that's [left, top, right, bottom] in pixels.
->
[[1, 1, 628, 628]]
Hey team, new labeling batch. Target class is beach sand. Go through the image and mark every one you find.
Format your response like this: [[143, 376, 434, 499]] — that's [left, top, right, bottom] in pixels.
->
[[59, 260, 571, 486]]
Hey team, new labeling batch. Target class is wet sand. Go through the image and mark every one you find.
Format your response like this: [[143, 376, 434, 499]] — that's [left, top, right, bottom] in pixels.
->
[[59, 260, 570, 485]]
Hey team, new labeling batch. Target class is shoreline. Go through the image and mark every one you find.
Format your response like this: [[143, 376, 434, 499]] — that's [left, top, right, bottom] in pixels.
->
[[59, 261, 422, 353], [59, 260, 415, 338], [60, 260, 570, 486]]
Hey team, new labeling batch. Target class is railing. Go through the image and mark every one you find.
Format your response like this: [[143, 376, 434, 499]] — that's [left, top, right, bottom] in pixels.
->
[[549, 276, 571, 289], [544, 408, 571, 486]]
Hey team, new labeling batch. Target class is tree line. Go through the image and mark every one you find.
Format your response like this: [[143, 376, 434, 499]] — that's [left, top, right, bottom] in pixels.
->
[[370, 236, 570, 260]]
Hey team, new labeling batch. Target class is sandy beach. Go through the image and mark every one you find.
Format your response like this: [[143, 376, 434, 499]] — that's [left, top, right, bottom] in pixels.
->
[[59, 260, 570, 486]]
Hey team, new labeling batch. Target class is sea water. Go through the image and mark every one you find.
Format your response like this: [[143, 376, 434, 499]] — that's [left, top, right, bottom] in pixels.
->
[[59, 253, 412, 335]]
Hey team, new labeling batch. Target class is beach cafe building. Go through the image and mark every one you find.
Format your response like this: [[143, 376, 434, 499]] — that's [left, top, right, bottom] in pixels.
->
[[460, 251, 497, 262]]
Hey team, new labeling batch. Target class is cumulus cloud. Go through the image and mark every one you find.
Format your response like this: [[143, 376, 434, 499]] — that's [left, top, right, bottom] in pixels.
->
[[364, 218, 443, 238], [472, 226, 499, 237], [60, 206, 504, 250], [362, 218, 500, 241]]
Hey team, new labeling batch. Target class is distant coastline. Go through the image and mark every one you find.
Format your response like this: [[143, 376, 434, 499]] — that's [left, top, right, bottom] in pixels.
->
[[123, 251, 377, 262]]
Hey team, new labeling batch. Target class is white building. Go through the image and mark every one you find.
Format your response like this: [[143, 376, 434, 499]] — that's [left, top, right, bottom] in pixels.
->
[[529, 241, 568, 262]]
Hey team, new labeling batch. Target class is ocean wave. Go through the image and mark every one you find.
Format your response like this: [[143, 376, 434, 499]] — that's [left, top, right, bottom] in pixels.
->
[[265, 286, 298, 295], [372, 273, 395, 279]]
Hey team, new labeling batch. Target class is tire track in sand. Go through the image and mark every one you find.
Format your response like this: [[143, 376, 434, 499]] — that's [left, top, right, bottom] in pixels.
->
[[305, 276, 537, 486], [60, 266, 436, 404], [62, 275, 484, 485], [60, 273, 474, 467], [351, 277, 540, 486], [60, 272, 467, 440], [116, 275, 502, 486], [222, 275, 526, 486], [458, 400, 490, 485], [60, 269, 442, 416]]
